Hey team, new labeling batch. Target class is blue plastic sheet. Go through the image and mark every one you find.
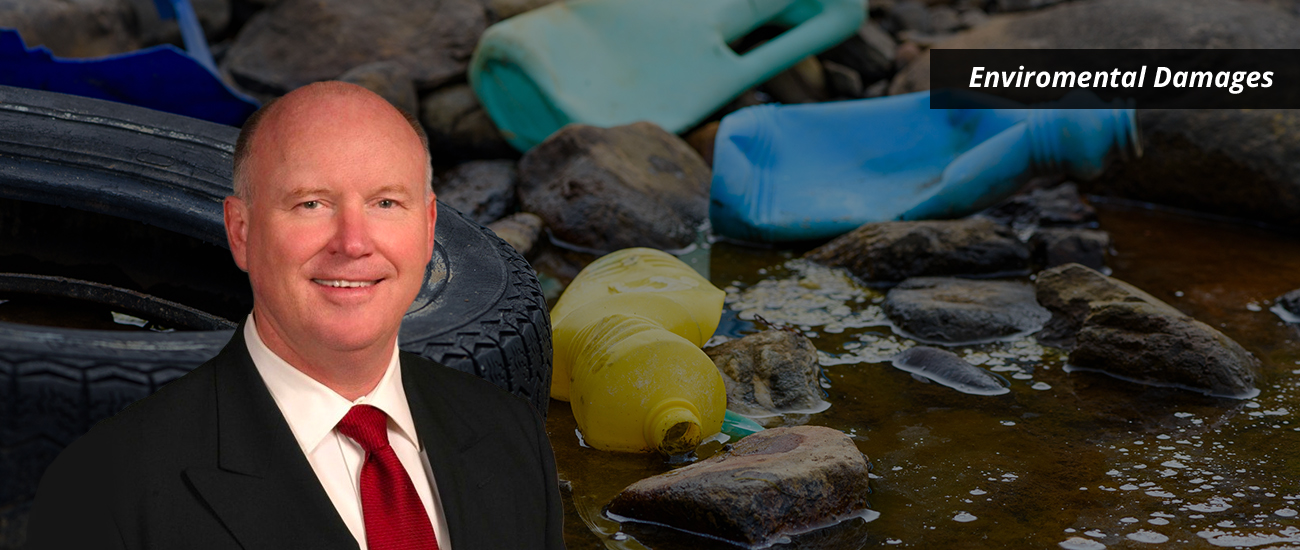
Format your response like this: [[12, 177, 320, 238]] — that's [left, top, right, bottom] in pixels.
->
[[0, 29, 259, 127]]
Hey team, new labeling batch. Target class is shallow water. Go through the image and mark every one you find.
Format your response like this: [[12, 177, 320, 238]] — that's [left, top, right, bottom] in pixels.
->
[[545, 201, 1300, 550]]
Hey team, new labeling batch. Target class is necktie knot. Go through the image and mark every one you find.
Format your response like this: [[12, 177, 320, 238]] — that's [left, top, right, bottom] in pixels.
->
[[336, 404, 390, 454]]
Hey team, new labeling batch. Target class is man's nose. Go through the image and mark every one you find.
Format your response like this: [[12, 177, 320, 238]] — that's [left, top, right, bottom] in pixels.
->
[[328, 203, 374, 258]]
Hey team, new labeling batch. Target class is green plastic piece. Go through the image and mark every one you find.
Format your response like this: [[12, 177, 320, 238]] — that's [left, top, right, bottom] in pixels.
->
[[469, 0, 866, 151], [721, 409, 766, 440]]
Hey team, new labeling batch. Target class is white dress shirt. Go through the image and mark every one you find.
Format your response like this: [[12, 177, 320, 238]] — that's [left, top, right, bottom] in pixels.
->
[[244, 315, 452, 550]]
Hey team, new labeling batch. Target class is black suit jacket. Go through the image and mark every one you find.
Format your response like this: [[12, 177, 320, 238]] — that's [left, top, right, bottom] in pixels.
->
[[26, 328, 566, 549]]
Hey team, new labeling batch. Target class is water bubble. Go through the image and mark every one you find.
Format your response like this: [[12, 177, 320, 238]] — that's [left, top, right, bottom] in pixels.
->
[[1121, 517, 1139, 523], [970, 489, 987, 495], [1032, 382, 1052, 390], [1126, 530, 1169, 543], [1001, 420, 1016, 426], [953, 512, 978, 523], [1059, 537, 1107, 550], [1085, 530, 1106, 538], [1277, 509, 1298, 518]]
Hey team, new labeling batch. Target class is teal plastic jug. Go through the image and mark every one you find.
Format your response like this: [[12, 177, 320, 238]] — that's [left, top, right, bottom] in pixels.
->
[[468, 0, 866, 151], [709, 91, 1141, 242]]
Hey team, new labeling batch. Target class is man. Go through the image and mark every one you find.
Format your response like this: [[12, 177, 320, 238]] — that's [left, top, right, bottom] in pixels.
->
[[27, 82, 565, 549]]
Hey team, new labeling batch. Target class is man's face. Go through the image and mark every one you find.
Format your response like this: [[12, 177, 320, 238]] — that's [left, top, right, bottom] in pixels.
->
[[224, 91, 435, 358]]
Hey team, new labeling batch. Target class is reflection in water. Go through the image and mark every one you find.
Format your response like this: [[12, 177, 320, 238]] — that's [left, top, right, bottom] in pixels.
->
[[548, 203, 1300, 549]]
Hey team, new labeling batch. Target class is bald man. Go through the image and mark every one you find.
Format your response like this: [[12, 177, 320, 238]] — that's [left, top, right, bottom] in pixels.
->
[[27, 82, 565, 550]]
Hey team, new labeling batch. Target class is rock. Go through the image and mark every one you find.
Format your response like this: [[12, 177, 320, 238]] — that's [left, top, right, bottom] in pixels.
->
[[763, 56, 827, 104], [418, 84, 515, 159], [518, 122, 711, 253], [805, 218, 1030, 283], [890, 0, 933, 32], [958, 8, 991, 28], [1034, 263, 1259, 397], [882, 277, 1051, 344], [482, 0, 558, 20], [126, 0, 229, 47], [337, 61, 419, 115], [0, 0, 140, 57], [893, 40, 924, 68], [1274, 288, 1300, 323], [980, 182, 1097, 230], [1071, 301, 1260, 398], [487, 212, 543, 256], [891, 346, 1010, 395], [885, 0, 1300, 229], [704, 330, 829, 424], [607, 426, 874, 548], [820, 19, 897, 85], [220, 0, 486, 96], [929, 5, 962, 33], [436, 160, 517, 225], [996, 0, 1068, 11], [822, 59, 864, 98], [1031, 227, 1110, 271], [684, 121, 719, 168], [1034, 263, 1174, 349]]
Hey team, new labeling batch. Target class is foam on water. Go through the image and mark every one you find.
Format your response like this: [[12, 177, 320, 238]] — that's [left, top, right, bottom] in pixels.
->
[[1059, 536, 1107, 550], [1126, 530, 1169, 543]]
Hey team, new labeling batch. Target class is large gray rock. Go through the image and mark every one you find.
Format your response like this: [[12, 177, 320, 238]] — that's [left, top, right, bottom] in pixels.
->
[[518, 122, 711, 253], [607, 426, 874, 548], [1274, 288, 1300, 323], [1031, 227, 1110, 271], [0, 0, 140, 57], [883, 277, 1050, 344], [805, 218, 1030, 283], [419, 83, 515, 159], [821, 19, 897, 86], [487, 212, 543, 256], [704, 330, 828, 424], [337, 61, 418, 116], [887, 0, 1300, 229], [980, 182, 1097, 230], [436, 160, 517, 225], [221, 0, 486, 96], [1035, 264, 1259, 398]]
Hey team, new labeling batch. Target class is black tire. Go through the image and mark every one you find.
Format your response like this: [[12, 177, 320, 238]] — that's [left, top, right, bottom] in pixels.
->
[[0, 86, 552, 545]]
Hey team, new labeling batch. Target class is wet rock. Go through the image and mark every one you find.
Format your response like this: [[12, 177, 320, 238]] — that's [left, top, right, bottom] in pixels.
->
[[763, 56, 828, 104], [704, 330, 828, 424], [419, 84, 515, 159], [980, 182, 1097, 229], [221, 0, 485, 96], [996, 0, 1067, 11], [1072, 300, 1260, 398], [0, 0, 141, 57], [607, 426, 874, 548], [483, 0, 558, 20], [891, 346, 1010, 395], [1035, 263, 1258, 398], [929, 5, 962, 33], [684, 121, 719, 168], [1274, 288, 1300, 323], [126, 0, 228, 47], [958, 8, 991, 28], [805, 218, 1030, 283], [882, 277, 1050, 344], [1031, 227, 1110, 271], [885, 0, 1300, 229], [518, 122, 710, 253], [337, 61, 418, 115], [436, 160, 517, 225], [487, 212, 543, 256], [820, 19, 897, 85], [822, 59, 864, 98], [890, 0, 933, 32]]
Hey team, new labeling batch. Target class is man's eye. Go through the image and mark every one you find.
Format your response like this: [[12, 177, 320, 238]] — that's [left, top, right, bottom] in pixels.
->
[[378, 199, 396, 208], [301, 200, 320, 209]]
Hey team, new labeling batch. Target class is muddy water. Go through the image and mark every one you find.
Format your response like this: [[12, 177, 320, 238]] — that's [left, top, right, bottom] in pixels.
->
[[546, 201, 1300, 550]]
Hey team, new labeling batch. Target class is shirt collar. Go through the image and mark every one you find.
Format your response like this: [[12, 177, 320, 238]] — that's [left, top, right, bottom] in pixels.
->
[[244, 314, 421, 455]]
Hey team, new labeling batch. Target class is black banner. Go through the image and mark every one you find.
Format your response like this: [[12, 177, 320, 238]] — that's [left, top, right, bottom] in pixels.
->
[[929, 49, 1300, 108]]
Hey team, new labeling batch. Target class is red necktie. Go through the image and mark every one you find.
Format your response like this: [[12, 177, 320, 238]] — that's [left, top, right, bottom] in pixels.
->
[[336, 405, 439, 550]]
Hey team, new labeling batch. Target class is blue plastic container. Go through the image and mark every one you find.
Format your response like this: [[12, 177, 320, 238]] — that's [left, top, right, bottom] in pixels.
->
[[469, 0, 865, 151], [710, 91, 1141, 242]]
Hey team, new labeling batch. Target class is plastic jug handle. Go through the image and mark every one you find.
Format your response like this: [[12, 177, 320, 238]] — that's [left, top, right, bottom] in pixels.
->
[[713, 0, 803, 43], [735, 0, 865, 83]]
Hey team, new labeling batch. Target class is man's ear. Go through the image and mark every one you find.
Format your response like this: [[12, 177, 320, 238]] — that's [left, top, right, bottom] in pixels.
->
[[425, 195, 438, 262], [224, 196, 251, 272]]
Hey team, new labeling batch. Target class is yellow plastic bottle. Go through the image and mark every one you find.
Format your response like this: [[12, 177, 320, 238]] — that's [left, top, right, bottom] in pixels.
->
[[551, 248, 727, 455]]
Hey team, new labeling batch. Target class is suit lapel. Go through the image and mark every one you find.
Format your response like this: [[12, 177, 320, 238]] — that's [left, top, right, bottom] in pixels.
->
[[402, 356, 490, 550], [184, 329, 357, 550]]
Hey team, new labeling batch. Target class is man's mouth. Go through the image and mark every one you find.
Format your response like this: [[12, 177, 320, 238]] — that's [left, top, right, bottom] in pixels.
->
[[312, 279, 379, 288]]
